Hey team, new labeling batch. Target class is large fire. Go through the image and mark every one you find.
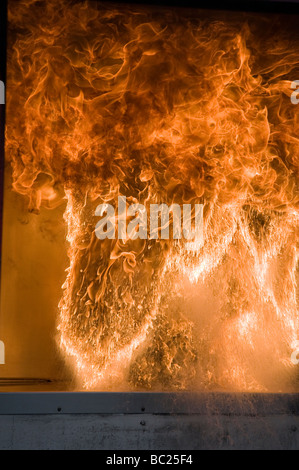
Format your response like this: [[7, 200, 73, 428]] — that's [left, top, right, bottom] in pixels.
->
[[5, 0, 299, 391]]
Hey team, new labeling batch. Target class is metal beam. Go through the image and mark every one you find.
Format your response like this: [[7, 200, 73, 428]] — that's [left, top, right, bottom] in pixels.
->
[[0, 392, 298, 415]]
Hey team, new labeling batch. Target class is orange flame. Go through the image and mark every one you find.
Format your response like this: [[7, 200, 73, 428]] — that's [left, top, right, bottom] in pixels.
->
[[5, 0, 299, 391]]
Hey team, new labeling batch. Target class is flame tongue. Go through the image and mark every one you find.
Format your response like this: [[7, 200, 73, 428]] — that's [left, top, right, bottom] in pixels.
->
[[6, 0, 299, 391]]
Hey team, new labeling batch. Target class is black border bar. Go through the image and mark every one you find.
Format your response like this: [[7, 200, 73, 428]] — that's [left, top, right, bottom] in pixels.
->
[[96, 0, 299, 14]]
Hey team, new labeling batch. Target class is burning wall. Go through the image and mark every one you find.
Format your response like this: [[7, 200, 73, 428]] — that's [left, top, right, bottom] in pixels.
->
[[5, 0, 299, 391]]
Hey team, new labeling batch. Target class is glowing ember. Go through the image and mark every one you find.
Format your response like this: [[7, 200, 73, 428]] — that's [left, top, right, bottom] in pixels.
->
[[5, 0, 299, 391]]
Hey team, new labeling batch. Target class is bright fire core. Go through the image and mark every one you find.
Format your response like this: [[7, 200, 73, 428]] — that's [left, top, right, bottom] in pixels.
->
[[5, 0, 299, 391]]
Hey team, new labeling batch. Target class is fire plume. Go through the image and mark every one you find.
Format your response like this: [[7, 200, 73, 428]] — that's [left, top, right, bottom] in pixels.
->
[[5, 0, 299, 391]]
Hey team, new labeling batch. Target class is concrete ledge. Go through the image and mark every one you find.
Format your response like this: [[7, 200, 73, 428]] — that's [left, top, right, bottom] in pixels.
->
[[0, 413, 298, 450], [0, 393, 298, 449], [0, 392, 298, 415]]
